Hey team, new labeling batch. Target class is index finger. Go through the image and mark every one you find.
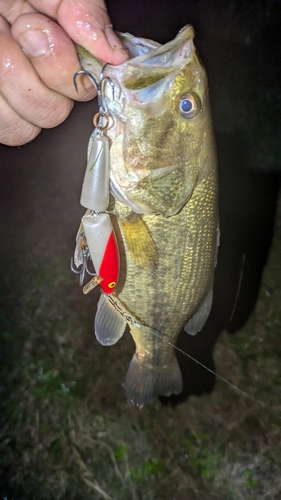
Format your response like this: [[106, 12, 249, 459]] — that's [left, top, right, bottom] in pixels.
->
[[29, 0, 129, 65]]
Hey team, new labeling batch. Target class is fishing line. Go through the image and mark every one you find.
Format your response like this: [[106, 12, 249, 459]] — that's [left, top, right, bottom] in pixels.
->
[[229, 252, 246, 322], [109, 296, 280, 419], [137, 318, 281, 421], [168, 342, 281, 421]]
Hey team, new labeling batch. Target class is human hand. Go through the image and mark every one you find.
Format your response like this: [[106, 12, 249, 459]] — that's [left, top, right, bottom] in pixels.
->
[[0, 0, 129, 146]]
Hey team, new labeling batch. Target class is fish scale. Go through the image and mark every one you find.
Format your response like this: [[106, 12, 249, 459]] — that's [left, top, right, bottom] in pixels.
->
[[106, 171, 218, 400], [116, 175, 217, 326], [74, 25, 219, 406]]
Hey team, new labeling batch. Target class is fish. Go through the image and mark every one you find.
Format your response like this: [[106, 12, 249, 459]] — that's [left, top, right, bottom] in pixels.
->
[[73, 25, 219, 408]]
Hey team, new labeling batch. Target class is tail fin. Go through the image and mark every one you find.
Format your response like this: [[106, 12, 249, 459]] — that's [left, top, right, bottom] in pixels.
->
[[124, 354, 182, 408]]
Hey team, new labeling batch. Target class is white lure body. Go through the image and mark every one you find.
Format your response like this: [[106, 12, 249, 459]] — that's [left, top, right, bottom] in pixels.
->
[[80, 131, 110, 212]]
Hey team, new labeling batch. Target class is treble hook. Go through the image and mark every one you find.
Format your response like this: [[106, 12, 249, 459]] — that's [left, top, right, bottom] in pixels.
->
[[70, 253, 96, 287], [73, 65, 115, 113]]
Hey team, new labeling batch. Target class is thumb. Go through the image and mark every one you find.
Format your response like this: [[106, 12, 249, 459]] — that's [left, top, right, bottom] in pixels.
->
[[30, 0, 129, 65]]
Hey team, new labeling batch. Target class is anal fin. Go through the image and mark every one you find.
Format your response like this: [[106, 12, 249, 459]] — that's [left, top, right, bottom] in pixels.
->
[[95, 294, 126, 346], [184, 286, 213, 336]]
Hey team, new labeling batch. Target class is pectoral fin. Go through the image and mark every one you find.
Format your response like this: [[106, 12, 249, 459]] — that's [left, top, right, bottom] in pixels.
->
[[95, 294, 126, 346], [118, 213, 158, 269], [184, 286, 213, 335]]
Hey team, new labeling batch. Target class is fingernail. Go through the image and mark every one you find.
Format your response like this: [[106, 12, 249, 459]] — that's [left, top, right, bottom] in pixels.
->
[[105, 26, 124, 50], [18, 30, 49, 57]]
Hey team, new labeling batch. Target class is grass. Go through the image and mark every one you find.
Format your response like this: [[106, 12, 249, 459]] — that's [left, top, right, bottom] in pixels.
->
[[1, 193, 281, 499]]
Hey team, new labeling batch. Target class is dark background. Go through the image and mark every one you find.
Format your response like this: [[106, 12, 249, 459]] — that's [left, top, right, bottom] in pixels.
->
[[1, 0, 280, 412], [1, 1, 281, 497]]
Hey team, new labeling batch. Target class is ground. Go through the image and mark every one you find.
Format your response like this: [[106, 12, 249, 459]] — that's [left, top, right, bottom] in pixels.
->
[[1, 1, 281, 498], [1, 192, 280, 499]]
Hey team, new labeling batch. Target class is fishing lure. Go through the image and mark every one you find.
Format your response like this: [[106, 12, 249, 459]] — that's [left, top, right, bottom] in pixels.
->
[[71, 67, 119, 295]]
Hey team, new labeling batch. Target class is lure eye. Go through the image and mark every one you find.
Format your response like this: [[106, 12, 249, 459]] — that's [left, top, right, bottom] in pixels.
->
[[179, 93, 200, 118], [108, 281, 116, 289]]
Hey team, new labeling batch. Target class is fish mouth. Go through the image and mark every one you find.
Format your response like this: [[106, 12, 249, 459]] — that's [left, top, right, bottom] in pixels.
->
[[101, 25, 195, 110], [116, 24, 195, 68]]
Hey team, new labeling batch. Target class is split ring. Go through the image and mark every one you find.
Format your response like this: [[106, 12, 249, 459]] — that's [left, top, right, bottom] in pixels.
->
[[93, 112, 109, 130]]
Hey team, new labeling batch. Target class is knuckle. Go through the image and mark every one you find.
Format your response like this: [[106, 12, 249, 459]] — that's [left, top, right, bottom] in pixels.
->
[[0, 1, 36, 24], [0, 95, 41, 145], [1, 121, 40, 146], [38, 68, 98, 102], [75, 87, 97, 103], [35, 95, 73, 128]]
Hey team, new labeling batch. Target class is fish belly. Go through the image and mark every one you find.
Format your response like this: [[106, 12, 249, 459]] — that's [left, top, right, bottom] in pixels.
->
[[110, 168, 218, 406]]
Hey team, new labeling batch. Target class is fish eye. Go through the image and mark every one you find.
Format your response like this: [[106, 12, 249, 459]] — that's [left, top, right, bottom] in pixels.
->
[[179, 93, 200, 118]]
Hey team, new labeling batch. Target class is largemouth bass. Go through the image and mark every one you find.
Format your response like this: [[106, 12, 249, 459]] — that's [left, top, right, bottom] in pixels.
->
[[74, 25, 219, 408]]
